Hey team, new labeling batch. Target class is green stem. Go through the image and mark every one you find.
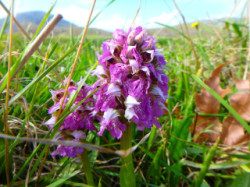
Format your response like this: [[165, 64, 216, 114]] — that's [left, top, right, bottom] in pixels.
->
[[120, 123, 136, 187], [80, 150, 95, 186]]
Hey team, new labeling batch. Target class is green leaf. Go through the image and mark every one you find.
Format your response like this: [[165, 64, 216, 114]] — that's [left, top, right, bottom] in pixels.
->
[[194, 139, 219, 187], [232, 23, 242, 37], [231, 173, 250, 187], [0, 65, 7, 75], [198, 44, 214, 69], [169, 118, 192, 161], [147, 144, 164, 183]]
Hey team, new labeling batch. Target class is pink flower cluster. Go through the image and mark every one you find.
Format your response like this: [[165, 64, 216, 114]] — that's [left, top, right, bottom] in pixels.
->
[[45, 26, 169, 157]]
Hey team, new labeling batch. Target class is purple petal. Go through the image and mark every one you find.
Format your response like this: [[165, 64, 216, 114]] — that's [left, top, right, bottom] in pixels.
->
[[141, 36, 156, 51], [101, 94, 117, 112], [150, 85, 166, 100], [48, 102, 61, 114], [109, 63, 130, 83], [63, 77, 75, 87], [113, 29, 126, 45], [50, 89, 64, 102], [111, 122, 123, 139]]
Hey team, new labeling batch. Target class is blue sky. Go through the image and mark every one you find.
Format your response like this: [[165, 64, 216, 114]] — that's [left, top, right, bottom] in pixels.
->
[[0, 0, 247, 31]]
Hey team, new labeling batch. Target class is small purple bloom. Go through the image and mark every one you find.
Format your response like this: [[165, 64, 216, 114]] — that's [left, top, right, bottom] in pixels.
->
[[51, 131, 85, 158], [45, 78, 97, 157]]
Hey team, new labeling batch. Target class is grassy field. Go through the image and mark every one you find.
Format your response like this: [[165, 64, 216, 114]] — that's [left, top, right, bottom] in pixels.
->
[[0, 6, 249, 187]]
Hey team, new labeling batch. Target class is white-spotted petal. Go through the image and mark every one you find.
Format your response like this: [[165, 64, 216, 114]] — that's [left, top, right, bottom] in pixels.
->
[[92, 65, 106, 77], [124, 95, 140, 120], [129, 59, 139, 74], [103, 108, 120, 123], [124, 95, 140, 108], [106, 83, 121, 96], [43, 116, 57, 128]]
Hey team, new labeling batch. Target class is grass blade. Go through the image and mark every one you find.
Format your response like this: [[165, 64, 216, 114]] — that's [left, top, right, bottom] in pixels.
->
[[31, 1, 56, 40], [156, 22, 189, 40], [0, 44, 78, 115], [46, 170, 80, 187], [0, 14, 63, 93], [181, 159, 250, 170], [194, 139, 219, 187], [0, 13, 9, 40], [89, 0, 115, 26]]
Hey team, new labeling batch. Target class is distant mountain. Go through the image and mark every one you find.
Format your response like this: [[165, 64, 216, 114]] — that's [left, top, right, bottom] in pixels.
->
[[14, 11, 75, 27], [0, 11, 241, 37], [147, 17, 242, 37], [0, 11, 112, 36]]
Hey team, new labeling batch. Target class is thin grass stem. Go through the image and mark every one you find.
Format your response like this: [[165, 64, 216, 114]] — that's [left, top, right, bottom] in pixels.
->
[[172, 0, 200, 72], [4, 0, 14, 185], [57, 0, 96, 119]]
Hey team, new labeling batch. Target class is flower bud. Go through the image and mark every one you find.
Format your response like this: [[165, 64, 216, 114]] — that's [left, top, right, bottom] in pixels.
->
[[134, 29, 147, 45], [127, 30, 136, 45]]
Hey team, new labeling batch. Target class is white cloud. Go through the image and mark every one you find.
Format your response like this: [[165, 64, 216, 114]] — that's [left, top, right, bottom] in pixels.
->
[[0, 0, 11, 18], [52, 6, 89, 26], [91, 14, 134, 31], [0, 9, 6, 19], [91, 11, 179, 32], [75, 0, 93, 6], [144, 10, 180, 28]]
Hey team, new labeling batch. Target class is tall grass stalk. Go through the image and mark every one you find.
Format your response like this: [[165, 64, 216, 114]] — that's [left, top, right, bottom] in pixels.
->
[[4, 0, 14, 185]]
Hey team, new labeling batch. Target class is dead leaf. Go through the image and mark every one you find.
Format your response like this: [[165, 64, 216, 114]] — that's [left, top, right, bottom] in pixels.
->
[[195, 64, 231, 114], [229, 79, 250, 121], [193, 117, 222, 143], [190, 64, 250, 147], [221, 79, 250, 145], [191, 64, 231, 143], [221, 117, 249, 145]]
